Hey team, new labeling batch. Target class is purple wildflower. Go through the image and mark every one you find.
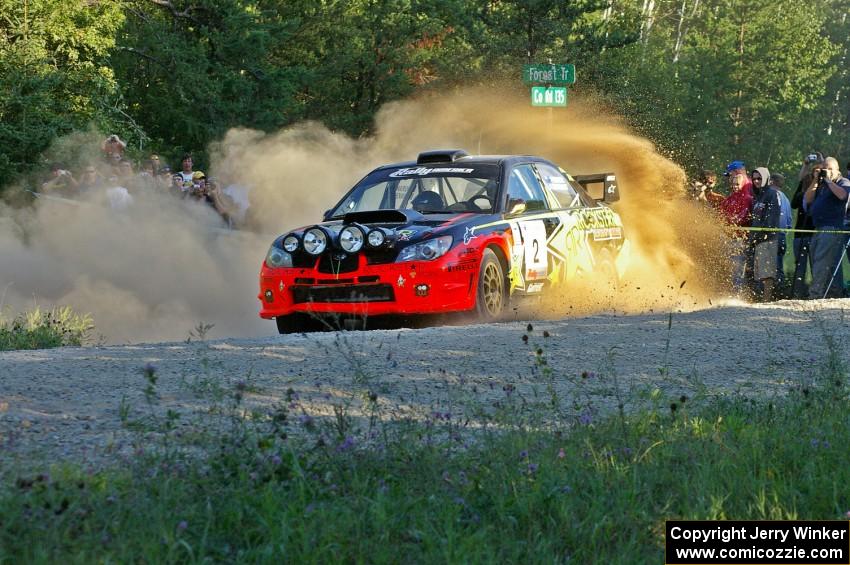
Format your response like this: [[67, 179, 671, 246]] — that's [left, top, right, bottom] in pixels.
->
[[143, 362, 157, 375], [271, 454, 282, 466], [336, 436, 355, 452], [519, 450, 529, 460], [176, 520, 188, 532], [561, 485, 573, 494], [527, 463, 539, 474], [557, 448, 566, 459], [298, 414, 314, 427], [578, 410, 593, 426]]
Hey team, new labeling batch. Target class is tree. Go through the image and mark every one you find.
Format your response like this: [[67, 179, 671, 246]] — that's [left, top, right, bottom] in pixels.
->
[[0, 0, 125, 188], [590, 0, 838, 176], [112, 0, 303, 165]]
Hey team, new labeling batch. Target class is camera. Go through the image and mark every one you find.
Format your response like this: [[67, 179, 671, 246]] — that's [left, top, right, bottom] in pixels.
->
[[818, 169, 827, 180], [807, 153, 819, 163]]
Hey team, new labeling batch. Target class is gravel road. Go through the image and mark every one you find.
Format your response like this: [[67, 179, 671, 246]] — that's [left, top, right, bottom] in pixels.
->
[[2, 299, 848, 470]]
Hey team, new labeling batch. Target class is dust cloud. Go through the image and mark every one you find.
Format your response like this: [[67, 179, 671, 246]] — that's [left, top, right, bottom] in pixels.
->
[[0, 87, 727, 344]]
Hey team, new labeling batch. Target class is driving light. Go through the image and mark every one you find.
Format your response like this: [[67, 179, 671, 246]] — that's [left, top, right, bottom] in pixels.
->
[[367, 229, 386, 247], [283, 235, 299, 253], [303, 228, 328, 255], [265, 245, 293, 268], [339, 226, 364, 253], [396, 235, 453, 262]]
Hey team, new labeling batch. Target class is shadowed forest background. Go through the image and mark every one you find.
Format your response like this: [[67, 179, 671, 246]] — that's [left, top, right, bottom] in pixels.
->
[[2, 0, 850, 192]]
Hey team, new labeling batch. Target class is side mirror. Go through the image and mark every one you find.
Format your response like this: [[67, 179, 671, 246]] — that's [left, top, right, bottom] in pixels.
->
[[322, 208, 332, 221], [507, 199, 526, 216]]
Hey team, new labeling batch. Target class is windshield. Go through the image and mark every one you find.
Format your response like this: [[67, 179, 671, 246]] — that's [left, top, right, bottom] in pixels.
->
[[329, 164, 500, 217]]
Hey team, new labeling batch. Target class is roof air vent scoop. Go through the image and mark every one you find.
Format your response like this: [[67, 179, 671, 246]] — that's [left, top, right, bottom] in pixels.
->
[[416, 149, 469, 165]]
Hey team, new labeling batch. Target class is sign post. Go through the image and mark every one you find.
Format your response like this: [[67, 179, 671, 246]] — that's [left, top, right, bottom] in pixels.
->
[[530, 86, 567, 107], [522, 64, 576, 85], [525, 64, 575, 109]]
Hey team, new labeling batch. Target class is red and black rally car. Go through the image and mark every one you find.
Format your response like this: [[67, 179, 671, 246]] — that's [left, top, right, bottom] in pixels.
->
[[259, 150, 629, 333]]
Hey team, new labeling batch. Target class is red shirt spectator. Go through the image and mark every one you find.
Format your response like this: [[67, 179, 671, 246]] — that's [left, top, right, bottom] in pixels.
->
[[720, 162, 753, 237]]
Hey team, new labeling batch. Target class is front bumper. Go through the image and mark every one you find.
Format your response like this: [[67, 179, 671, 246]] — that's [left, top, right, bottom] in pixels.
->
[[258, 251, 480, 319]]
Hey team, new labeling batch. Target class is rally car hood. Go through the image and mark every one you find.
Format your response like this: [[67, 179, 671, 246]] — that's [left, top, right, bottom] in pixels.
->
[[285, 209, 492, 246]]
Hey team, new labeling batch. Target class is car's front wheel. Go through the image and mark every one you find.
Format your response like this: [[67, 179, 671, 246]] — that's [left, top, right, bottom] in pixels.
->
[[475, 248, 506, 320], [274, 312, 321, 334]]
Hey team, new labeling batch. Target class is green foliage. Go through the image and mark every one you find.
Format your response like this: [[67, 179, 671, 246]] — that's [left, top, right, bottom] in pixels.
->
[[1, 326, 849, 561], [590, 0, 842, 177], [3, 0, 850, 191], [0, 0, 125, 187], [0, 305, 94, 350]]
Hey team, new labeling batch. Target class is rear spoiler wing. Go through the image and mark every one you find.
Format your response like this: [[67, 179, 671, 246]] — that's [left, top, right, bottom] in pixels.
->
[[573, 173, 620, 204]]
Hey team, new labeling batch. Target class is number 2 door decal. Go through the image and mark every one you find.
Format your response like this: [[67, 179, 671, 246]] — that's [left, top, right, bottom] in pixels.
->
[[519, 220, 548, 281]]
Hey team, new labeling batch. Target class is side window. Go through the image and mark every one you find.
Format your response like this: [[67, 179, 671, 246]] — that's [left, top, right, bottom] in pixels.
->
[[506, 164, 550, 213], [536, 163, 580, 208]]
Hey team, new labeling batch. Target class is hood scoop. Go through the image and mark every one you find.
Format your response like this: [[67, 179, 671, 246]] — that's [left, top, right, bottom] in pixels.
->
[[343, 209, 425, 225]]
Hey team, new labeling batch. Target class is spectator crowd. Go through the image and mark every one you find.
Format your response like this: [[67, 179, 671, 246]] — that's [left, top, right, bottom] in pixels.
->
[[690, 153, 850, 301], [40, 134, 248, 228]]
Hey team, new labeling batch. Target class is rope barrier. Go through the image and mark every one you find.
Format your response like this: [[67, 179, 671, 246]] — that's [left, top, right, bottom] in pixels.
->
[[734, 226, 850, 235]]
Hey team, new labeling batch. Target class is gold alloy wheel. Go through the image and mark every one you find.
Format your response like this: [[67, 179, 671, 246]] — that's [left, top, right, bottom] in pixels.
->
[[481, 260, 504, 316]]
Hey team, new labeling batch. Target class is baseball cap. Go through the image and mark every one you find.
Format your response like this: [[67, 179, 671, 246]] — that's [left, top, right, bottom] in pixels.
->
[[724, 160, 746, 176], [192, 171, 206, 180]]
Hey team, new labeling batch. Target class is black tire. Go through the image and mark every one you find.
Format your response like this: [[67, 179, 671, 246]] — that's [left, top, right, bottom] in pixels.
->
[[596, 247, 620, 292], [475, 248, 506, 320], [276, 313, 323, 334]]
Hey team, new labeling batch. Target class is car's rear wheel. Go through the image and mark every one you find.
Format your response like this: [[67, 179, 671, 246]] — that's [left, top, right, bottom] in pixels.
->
[[596, 247, 620, 292], [475, 248, 506, 320]]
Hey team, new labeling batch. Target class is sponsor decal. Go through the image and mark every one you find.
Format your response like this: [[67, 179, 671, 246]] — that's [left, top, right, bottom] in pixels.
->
[[447, 261, 478, 273], [278, 281, 285, 292], [526, 282, 544, 293], [463, 226, 478, 245], [397, 229, 416, 241], [527, 268, 546, 280], [389, 167, 475, 178], [397, 275, 405, 287], [592, 227, 623, 241]]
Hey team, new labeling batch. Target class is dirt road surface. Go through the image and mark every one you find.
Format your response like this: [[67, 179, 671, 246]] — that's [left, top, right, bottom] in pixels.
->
[[2, 299, 848, 470]]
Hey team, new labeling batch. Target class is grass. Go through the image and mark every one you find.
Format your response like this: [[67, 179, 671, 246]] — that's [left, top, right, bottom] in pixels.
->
[[0, 306, 93, 351], [1, 323, 848, 563]]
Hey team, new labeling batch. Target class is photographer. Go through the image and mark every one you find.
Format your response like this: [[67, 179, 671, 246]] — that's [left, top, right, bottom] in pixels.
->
[[689, 170, 724, 206], [790, 153, 821, 297], [41, 163, 79, 195], [101, 134, 126, 159], [804, 156, 850, 298]]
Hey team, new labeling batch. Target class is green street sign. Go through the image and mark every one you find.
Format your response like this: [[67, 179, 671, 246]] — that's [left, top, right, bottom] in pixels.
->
[[523, 64, 575, 85], [531, 86, 567, 107]]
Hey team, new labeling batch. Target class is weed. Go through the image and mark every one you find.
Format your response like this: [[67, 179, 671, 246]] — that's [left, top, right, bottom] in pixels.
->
[[0, 306, 93, 350], [187, 322, 215, 342]]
